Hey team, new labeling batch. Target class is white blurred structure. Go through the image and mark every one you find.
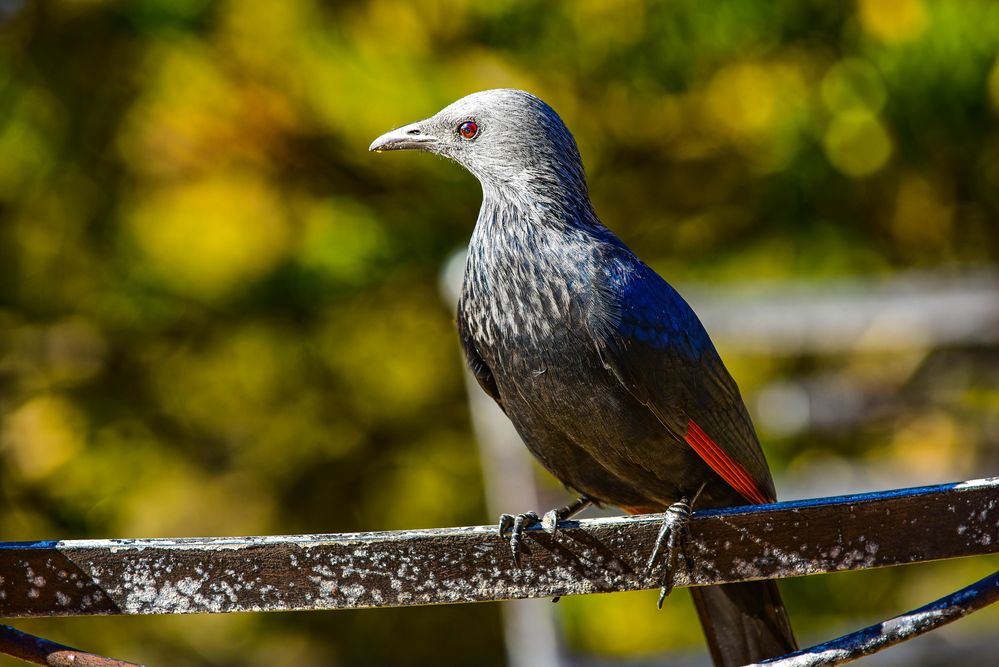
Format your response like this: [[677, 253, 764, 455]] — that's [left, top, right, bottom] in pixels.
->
[[684, 266, 999, 355]]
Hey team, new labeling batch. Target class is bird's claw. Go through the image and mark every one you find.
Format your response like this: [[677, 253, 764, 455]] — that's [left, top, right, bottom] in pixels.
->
[[498, 511, 541, 568], [645, 498, 692, 609], [498, 497, 592, 567]]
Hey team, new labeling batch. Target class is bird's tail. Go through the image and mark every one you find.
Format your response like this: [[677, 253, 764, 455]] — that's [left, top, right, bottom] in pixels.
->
[[689, 579, 797, 667]]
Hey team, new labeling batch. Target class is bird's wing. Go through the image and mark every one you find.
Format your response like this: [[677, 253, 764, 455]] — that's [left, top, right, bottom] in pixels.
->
[[589, 259, 776, 504], [457, 305, 504, 411]]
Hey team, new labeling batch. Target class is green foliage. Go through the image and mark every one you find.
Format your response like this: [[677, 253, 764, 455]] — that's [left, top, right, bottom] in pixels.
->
[[1, 0, 998, 664]]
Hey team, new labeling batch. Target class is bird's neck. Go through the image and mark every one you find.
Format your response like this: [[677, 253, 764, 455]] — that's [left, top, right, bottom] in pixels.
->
[[475, 179, 603, 243]]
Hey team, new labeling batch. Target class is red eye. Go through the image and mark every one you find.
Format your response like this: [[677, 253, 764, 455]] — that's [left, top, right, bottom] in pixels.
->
[[459, 121, 478, 139]]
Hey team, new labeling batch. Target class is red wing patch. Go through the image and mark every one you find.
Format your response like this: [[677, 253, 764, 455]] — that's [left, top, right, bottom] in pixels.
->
[[684, 419, 773, 505]]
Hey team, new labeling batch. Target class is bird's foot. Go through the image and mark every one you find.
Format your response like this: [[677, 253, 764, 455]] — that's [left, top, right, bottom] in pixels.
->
[[498, 511, 541, 568], [499, 497, 592, 568], [645, 498, 692, 609]]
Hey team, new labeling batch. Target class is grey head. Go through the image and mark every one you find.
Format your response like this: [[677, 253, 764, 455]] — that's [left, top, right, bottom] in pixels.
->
[[369, 89, 588, 199]]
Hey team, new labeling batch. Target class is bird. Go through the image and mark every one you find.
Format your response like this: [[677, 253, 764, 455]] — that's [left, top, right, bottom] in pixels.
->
[[370, 89, 796, 667]]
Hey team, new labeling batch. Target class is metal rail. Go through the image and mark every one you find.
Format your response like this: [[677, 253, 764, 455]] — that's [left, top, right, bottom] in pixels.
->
[[2, 477, 997, 617]]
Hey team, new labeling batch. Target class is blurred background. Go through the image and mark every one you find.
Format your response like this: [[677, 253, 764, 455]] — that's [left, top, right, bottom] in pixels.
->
[[2, 0, 999, 665]]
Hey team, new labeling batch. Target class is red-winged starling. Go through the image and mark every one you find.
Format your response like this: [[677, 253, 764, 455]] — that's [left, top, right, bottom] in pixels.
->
[[370, 89, 797, 667]]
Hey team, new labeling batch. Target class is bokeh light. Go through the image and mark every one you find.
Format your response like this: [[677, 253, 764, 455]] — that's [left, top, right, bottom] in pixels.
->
[[2, 0, 998, 665]]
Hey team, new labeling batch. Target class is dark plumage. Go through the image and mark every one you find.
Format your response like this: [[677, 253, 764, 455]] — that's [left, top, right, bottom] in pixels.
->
[[371, 89, 796, 666]]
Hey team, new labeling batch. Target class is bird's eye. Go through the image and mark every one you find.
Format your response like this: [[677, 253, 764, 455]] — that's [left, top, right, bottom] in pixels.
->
[[458, 121, 478, 140]]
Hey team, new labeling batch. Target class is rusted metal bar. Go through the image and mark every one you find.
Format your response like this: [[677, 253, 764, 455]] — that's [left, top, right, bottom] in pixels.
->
[[1, 477, 996, 617], [754, 569, 999, 667], [0, 624, 143, 666]]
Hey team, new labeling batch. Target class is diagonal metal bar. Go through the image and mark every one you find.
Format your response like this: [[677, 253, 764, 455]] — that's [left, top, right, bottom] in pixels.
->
[[754, 569, 999, 667], [0, 624, 143, 667], [0, 478, 996, 618]]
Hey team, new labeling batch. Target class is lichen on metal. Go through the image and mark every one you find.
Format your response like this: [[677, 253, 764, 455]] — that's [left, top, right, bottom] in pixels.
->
[[0, 477, 996, 617]]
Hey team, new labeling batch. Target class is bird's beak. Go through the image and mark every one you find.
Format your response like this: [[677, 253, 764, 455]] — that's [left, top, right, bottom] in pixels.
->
[[368, 121, 438, 153]]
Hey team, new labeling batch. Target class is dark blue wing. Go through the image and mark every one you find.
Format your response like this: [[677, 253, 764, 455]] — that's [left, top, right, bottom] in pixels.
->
[[589, 253, 776, 502]]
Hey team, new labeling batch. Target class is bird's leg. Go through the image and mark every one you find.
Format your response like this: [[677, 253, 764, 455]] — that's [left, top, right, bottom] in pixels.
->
[[645, 497, 692, 609], [541, 495, 592, 535], [499, 496, 592, 568]]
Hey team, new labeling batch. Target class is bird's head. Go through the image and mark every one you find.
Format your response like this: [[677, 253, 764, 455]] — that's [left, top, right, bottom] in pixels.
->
[[369, 89, 587, 197]]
